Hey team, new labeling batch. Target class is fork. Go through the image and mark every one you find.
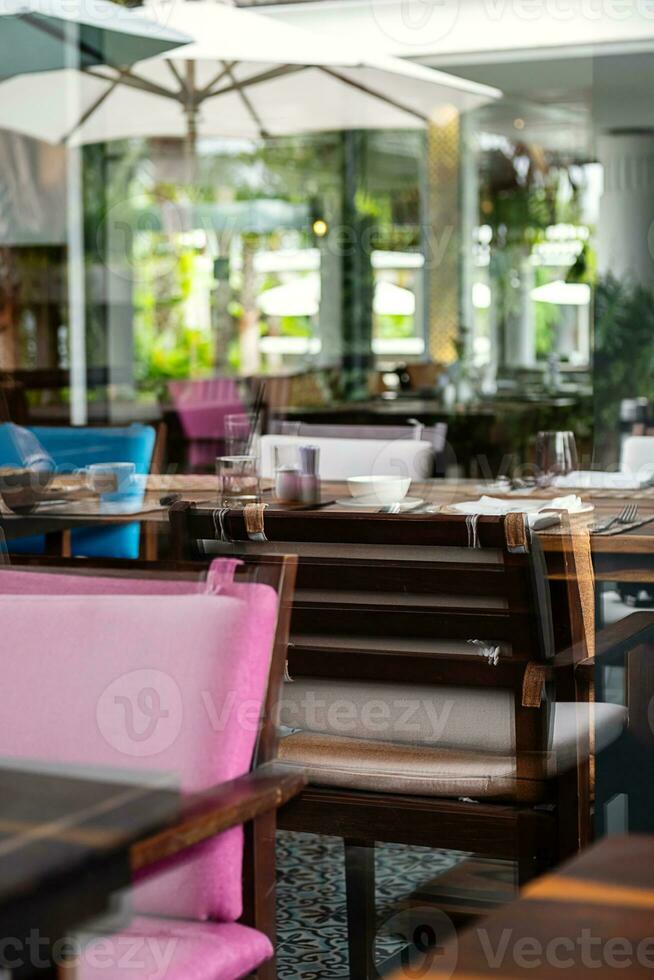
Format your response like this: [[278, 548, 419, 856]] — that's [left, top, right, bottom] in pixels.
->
[[591, 504, 639, 533], [380, 500, 426, 514]]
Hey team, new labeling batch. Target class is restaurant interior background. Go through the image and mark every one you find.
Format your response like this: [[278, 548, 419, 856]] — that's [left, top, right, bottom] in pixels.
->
[[4, 6, 654, 977], [0, 0, 652, 477]]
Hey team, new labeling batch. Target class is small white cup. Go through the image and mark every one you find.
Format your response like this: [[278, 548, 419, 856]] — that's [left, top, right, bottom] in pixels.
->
[[85, 462, 136, 498]]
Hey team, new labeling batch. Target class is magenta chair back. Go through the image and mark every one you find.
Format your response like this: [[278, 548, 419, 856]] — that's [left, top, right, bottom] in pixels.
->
[[168, 378, 246, 470], [0, 561, 278, 925]]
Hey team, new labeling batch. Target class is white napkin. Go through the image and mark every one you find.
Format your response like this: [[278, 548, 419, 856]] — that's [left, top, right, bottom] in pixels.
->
[[451, 495, 583, 516], [448, 496, 581, 528], [553, 470, 653, 490]]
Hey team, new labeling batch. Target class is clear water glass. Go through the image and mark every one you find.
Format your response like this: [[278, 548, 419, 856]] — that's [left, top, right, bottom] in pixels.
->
[[224, 414, 258, 457], [534, 431, 578, 486], [216, 455, 260, 506]]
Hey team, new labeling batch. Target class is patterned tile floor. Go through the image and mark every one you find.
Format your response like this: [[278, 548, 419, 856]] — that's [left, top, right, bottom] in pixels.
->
[[276, 831, 463, 980]]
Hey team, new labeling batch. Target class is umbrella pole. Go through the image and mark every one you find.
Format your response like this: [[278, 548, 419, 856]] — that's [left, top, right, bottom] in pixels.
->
[[65, 19, 87, 425], [184, 62, 198, 184]]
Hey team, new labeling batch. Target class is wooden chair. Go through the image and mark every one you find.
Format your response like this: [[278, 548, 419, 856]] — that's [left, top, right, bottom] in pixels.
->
[[168, 502, 626, 978], [0, 554, 299, 980]]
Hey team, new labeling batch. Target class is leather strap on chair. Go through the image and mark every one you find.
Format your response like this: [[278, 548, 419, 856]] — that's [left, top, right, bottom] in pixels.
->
[[244, 502, 268, 541], [205, 558, 242, 593], [505, 512, 529, 553], [522, 662, 547, 707]]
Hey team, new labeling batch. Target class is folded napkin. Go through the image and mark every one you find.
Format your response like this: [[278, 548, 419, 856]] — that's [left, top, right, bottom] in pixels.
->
[[553, 470, 653, 490], [452, 494, 583, 515], [449, 495, 582, 527]]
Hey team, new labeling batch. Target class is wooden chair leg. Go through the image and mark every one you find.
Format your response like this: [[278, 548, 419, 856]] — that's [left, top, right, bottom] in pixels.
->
[[140, 522, 159, 561], [344, 839, 377, 980], [516, 811, 556, 887], [243, 811, 277, 980]]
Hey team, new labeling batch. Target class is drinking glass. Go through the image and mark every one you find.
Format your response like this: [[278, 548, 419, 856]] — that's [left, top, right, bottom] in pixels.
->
[[224, 414, 258, 457], [216, 455, 260, 506], [534, 431, 578, 486]]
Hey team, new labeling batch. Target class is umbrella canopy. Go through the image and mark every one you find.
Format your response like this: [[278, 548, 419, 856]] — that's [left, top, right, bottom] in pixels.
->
[[257, 275, 415, 318], [0, 0, 501, 144], [0, 0, 190, 80]]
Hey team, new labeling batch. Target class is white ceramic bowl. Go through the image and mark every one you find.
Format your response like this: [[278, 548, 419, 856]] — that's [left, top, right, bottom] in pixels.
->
[[347, 475, 411, 506]]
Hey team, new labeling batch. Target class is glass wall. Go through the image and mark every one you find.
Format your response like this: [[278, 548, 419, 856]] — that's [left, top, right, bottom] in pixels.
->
[[1, 37, 653, 471], [0, 126, 428, 420]]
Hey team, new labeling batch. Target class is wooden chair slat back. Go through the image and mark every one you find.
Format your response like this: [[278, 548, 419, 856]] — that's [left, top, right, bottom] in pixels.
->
[[169, 502, 584, 801]]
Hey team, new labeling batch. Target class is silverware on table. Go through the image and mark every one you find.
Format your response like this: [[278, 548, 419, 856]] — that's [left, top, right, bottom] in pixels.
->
[[379, 500, 427, 514], [590, 504, 639, 534]]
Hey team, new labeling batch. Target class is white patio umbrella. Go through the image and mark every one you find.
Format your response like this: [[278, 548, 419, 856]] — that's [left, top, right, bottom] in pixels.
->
[[0, 0, 190, 79], [257, 275, 415, 318], [0, 0, 190, 424], [0, 0, 501, 145]]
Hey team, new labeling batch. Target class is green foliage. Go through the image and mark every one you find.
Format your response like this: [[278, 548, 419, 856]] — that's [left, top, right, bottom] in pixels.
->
[[533, 266, 560, 359], [594, 274, 654, 457], [133, 239, 215, 397], [134, 324, 214, 397], [376, 314, 414, 339]]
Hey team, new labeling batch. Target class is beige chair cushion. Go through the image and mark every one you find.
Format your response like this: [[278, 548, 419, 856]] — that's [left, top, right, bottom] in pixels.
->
[[280, 679, 515, 754], [279, 733, 521, 799], [278, 680, 627, 800]]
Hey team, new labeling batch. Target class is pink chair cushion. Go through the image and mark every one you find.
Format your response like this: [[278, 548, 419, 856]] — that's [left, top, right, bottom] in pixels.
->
[[78, 917, 273, 980], [0, 564, 278, 924], [0, 567, 203, 596]]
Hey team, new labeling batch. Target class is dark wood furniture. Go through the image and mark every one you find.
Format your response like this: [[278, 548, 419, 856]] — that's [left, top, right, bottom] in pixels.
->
[[168, 501, 597, 979], [0, 722, 303, 980], [587, 611, 654, 838], [0, 765, 178, 980], [6, 476, 654, 575], [2, 555, 301, 980], [386, 833, 654, 979]]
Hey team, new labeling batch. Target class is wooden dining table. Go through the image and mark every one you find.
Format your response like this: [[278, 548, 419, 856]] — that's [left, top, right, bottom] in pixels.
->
[[0, 759, 304, 979], [386, 833, 654, 979], [3, 475, 654, 584], [0, 764, 179, 978]]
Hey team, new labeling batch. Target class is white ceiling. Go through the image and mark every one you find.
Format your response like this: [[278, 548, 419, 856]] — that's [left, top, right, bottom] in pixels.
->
[[265, 0, 654, 153]]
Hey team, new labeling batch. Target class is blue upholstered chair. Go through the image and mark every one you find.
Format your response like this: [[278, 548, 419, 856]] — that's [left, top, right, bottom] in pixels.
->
[[0, 423, 156, 558]]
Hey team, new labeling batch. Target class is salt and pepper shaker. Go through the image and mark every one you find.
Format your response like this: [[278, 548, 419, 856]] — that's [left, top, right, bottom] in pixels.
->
[[298, 445, 320, 505], [275, 465, 300, 503]]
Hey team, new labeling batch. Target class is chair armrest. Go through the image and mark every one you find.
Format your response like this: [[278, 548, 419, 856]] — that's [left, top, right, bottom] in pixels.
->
[[595, 611, 654, 663], [131, 764, 306, 872], [553, 611, 654, 672]]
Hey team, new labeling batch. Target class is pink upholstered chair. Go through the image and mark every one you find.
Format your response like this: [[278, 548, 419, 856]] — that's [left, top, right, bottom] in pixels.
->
[[0, 556, 298, 980], [168, 378, 246, 471]]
